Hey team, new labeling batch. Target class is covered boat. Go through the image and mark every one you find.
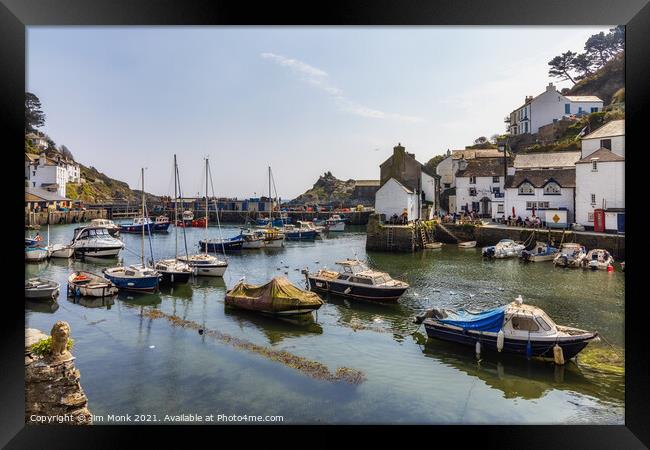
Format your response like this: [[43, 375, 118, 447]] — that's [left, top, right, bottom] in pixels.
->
[[419, 296, 598, 361], [306, 259, 409, 303], [553, 243, 587, 268], [225, 277, 324, 315], [482, 239, 526, 259], [520, 242, 559, 262], [582, 249, 614, 270], [25, 278, 60, 300], [68, 271, 118, 297], [154, 259, 192, 283]]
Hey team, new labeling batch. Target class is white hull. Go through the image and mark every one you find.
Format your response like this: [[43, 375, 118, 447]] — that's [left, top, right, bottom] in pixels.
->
[[192, 265, 227, 277], [527, 254, 557, 262], [49, 244, 75, 258], [242, 240, 264, 249], [75, 247, 123, 258], [263, 238, 285, 248], [458, 241, 477, 248], [326, 222, 345, 232], [25, 248, 48, 262]]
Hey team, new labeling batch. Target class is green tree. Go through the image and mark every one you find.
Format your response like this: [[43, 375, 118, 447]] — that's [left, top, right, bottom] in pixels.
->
[[570, 53, 594, 80], [548, 51, 577, 84], [585, 32, 616, 67], [608, 25, 625, 53], [60, 144, 75, 161], [25, 92, 45, 134], [424, 154, 446, 174]]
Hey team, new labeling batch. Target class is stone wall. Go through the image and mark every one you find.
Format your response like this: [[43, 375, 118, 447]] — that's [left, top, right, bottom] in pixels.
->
[[365, 214, 417, 252], [206, 210, 373, 225], [25, 209, 107, 227], [25, 326, 92, 425]]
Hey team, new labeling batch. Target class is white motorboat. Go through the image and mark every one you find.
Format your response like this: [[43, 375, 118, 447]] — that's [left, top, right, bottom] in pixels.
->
[[520, 242, 559, 262], [324, 214, 346, 232], [458, 241, 477, 248], [553, 243, 587, 268], [68, 271, 118, 297], [90, 218, 120, 236], [71, 226, 124, 259], [583, 249, 614, 270], [240, 229, 265, 249], [25, 278, 60, 300], [482, 239, 526, 259], [177, 253, 228, 277]]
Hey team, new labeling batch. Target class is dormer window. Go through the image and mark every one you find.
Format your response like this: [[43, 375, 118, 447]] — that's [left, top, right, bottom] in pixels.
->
[[518, 182, 534, 195], [469, 176, 476, 184], [543, 181, 561, 195]]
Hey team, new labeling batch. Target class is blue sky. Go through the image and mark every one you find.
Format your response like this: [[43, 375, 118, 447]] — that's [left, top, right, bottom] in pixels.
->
[[27, 26, 612, 198]]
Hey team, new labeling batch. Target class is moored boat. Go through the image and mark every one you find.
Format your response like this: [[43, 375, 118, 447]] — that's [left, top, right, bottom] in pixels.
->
[[306, 258, 409, 303], [90, 218, 120, 236], [324, 214, 346, 232], [283, 224, 318, 241], [199, 235, 245, 253], [482, 239, 526, 259], [520, 241, 559, 262], [418, 296, 598, 361], [153, 215, 171, 232], [458, 241, 477, 248], [67, 271, 118, 297], [103, 265, 161, 292], [25, 246, 49, 262], [178, 253, 227, 277], [225, 276, 324, 316], [154, 259, 192, 283], [255, 228, 285, 248], [582, 248, 614, 270], [240, 229, 265, 249], [71, 226, 124, 259], [119, 217, 155, 234], [49, 243, 75, 259], [25, 278, 60, 300], [553, 243, 587, 268]]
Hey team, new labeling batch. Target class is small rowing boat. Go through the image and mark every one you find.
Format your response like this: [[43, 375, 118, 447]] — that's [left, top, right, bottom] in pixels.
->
[[25, 278, 60, 300], [458, 241, 477, 248], [68, 271, 118, 297]]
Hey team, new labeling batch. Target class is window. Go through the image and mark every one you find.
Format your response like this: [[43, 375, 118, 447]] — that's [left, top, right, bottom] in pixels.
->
[[591, 107, 599, 113], [538, 202, 549, 208], [600, 139, 612, 150], [524, 122, 528, 133], [492, 176, 500, 183], [518, 182, 534, 195], [32, 182, 35, 187], [469, 187, 477, 196], [444, 183, 451, 188], [497, 204, 504, 213], [511, 316, 539, 332], [565, 104, 571, 114], [543, 182, 561, 195], [578, 106, 583, 113], [526, 201, 537, 209], [32, 171, 35, 176], [492, 187, 500, 194], [591, 194, 596, 205], [469, 176, 476, 184], [592, 160, 598, 171], [471, 202, 480, 212], [536, 317, 552, 331]]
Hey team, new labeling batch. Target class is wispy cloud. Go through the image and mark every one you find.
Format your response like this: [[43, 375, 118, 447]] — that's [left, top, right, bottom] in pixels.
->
[[261, 52, 423, 123]]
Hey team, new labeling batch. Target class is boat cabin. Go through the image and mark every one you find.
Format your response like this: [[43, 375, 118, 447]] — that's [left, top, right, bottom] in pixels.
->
[[502, 303, 559, 338], [330, 260, 399, 286], [73, 226, 114, 241]]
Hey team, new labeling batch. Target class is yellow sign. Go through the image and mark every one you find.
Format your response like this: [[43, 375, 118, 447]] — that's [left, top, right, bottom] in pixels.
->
[[552, 214, 560, 223]]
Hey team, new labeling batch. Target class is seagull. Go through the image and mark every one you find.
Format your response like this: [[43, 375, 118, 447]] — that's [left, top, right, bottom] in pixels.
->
[[469, 294, 475, 298]]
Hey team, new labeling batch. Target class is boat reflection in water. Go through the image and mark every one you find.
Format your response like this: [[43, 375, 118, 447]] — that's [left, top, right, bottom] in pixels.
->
[[116, 291, 163, 307], [25, 299, 59, 314], [224, 307, 323, 345], [417, 333, 624, 405], [67, 295, 115, 309]]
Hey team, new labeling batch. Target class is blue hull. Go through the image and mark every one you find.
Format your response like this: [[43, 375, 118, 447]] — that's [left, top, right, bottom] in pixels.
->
[[103, 273, 160, 292], [119, 223, 155, 234], [285, 230, 318, 241], [199, 239, 244, 253], [153, 222, 171, 232], [424, 321, 595, 360], [308, 277, 407, 303], [257, 218, 290, 227]]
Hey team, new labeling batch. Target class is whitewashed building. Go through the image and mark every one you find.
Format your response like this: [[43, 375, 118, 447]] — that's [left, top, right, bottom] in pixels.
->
[[455, 157, 510, 219], [504, 151, 580, 227], [25, 152, 81, 198], [508, 83, 603, 136], [575, 120, 625, 232], [374, 178, 418, 222]]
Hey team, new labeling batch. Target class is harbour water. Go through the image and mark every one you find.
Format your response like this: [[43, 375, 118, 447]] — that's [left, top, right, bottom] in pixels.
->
[[25, 223, 624, 424]]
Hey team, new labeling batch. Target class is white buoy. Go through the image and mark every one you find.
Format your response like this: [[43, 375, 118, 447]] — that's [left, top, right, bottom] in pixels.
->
[[497, 329, 505, 352], [475, 340, 481, 358], [553, 344, 565, 365]]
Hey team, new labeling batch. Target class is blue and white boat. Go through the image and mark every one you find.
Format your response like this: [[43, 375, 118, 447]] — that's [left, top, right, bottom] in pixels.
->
[[25, 246, 49, 262], [199, 235, 245, 253], [418, 296, 598, 361], [153, 215, 171, 232], [283, 224, 318, 241], [119, 217, 155, 234], [520, 241, 559, 262]]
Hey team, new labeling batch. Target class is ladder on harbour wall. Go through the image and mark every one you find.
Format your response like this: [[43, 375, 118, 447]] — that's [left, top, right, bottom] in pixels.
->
[[418, 226, 429, 248], [386, 226, 394, 249]]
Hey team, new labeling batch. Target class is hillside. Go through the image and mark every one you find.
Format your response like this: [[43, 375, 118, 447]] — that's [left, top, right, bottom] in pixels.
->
[[289, 171, 356, 205], [66, 163, 160, 204], [563, 52, 624, 107]]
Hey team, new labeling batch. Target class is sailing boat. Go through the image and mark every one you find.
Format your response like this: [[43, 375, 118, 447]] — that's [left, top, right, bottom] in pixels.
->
[[255, 166, 286, 248], [178, 158, 228, 277], [103, 168, 161, 292], [154, 155, 192, 284]]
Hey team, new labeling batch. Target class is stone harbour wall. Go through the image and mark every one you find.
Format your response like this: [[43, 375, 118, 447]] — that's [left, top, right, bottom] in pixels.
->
[[365, 214, 417, 252]]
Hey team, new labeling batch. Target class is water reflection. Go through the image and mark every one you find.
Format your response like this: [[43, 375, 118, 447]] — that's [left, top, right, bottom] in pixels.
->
[[224, 307, 323, 345], [419, 333, 623, 404], [25, 299, 59, 314], [66, 294, 116, 309], [117, 291, 163, 306]]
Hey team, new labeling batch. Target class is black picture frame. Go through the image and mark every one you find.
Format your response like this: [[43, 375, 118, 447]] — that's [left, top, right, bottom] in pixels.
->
[[2, 0, 647, 447]]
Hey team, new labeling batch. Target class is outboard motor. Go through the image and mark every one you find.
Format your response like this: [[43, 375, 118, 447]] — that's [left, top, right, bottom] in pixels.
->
[[558, 255, 568, 267], [483, 247, 495, 258], [520, 250, 531, 262]]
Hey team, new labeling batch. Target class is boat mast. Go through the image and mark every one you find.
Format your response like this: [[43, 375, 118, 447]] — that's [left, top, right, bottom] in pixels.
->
[[141, 167, 145, 268], [205, 157, 208, 255], [268, 166, 272, 223], [174, 154, 178, 259]]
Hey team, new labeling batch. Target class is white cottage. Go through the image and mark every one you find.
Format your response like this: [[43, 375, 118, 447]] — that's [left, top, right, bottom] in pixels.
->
[[374, 178, 418, 222], [574, 120, 625, 232], [455, 156, 510, 220], [504, 151, 580, 227], [508, 83, 603, 136]]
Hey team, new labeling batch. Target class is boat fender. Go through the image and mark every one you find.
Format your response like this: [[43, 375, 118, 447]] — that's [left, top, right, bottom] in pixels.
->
[[525, 339, 532, 358], [553, 344, 565, 365], [344, 287, 351, 294], [475, 340, 481, 358], [607, 264, 614, 273], [496, 330, 505, 352]]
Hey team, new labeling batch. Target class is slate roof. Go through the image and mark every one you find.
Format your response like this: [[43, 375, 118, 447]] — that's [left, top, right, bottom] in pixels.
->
[[582, 119, 625, 140], [382, 178, 414, 194], [354, 180, 380, 187], [576, 148, 625, 164], [513, 151, 581, 169], [456, 157, 510, 178], [505, 168, 576, 189], [451, 149, 504, 160], [25, 187, 70, 202]]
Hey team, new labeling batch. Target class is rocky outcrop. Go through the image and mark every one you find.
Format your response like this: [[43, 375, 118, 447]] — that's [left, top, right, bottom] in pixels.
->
[[25, 323, 92, 425], [290, 171, 356, 205]]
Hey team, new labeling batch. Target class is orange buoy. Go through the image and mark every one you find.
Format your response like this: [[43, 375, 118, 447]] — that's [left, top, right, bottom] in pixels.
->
[[607, 264, 614, 273]]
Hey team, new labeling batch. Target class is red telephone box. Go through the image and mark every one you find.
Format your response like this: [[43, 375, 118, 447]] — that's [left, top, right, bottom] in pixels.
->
[[593, 209, 605, 232]]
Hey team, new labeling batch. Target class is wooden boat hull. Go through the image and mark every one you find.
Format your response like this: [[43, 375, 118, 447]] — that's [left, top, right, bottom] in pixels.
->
[[103, 271, 160, 292], [308, 276, 407, 303], [158, 270, 192, 284], [68, 272, 118, 297], [423, 321, 596, 360], [284, 230, 318, 241]]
